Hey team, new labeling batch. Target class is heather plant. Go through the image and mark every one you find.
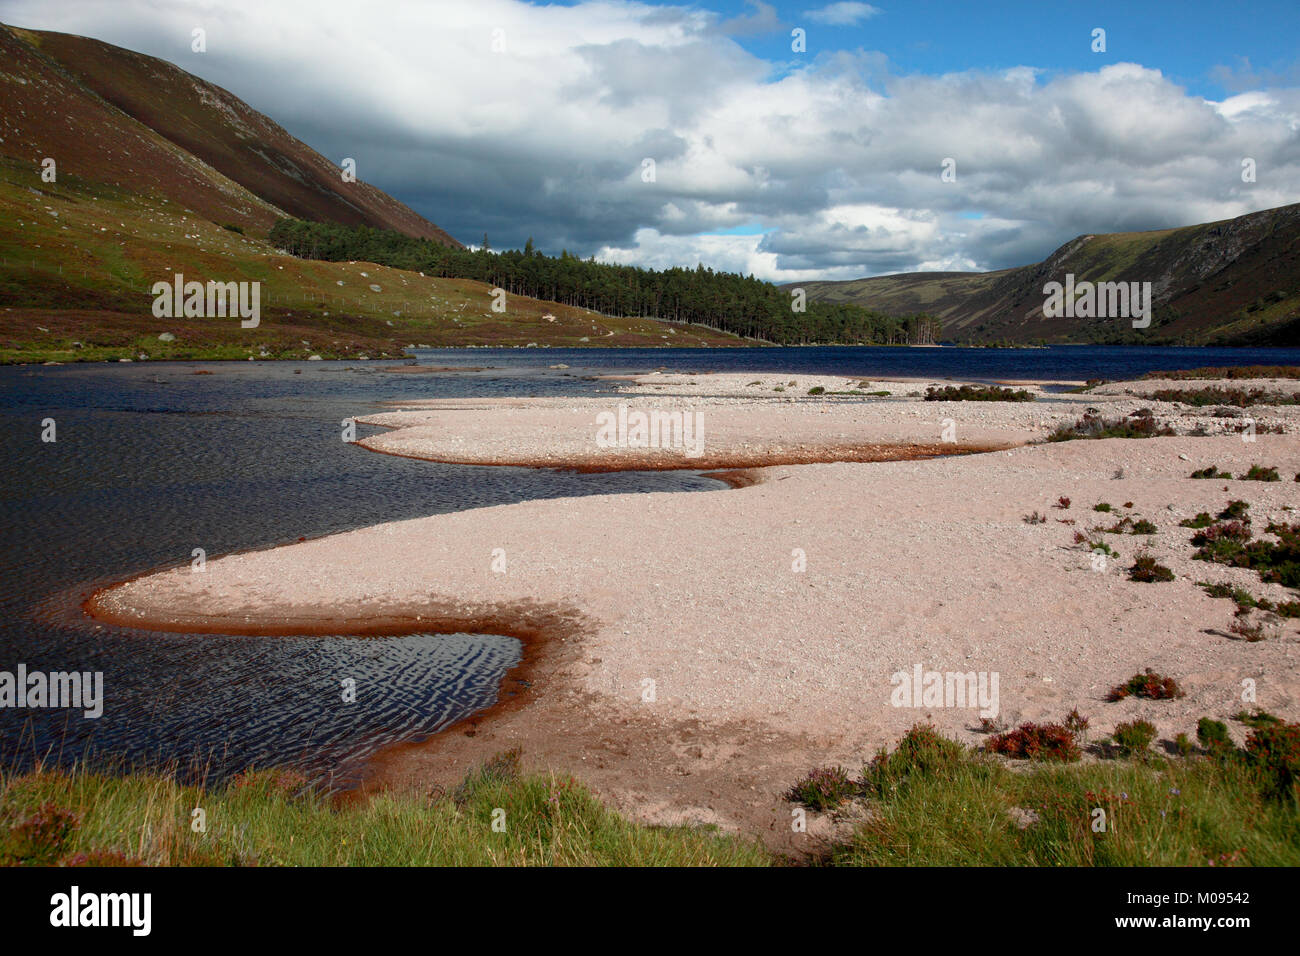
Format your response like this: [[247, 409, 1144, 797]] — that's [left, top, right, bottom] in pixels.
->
[[1143, 365, 1300, 380], [924, 384, 1033, 402], [1228, 616, 1269, 642], [1194, 520, 1300, 589], [984, 722, 1081, 762], [0, 802, 80, 865], [1046, 411, 1175, 442], [1198, 718, 1234, 757], [1128, 555, 1174, 582], [1111, 719, 1158, 757], [1241, 464, 1280, 482], [1107, 669, 1185, 702], [1235, 710, 1283, 729], [1244, 722, 1300, 802], [1149, 386, 1300, 407], [1219, 500, 1251, 521], [862, 724, 967, 795], [787, 766, 857, 811]]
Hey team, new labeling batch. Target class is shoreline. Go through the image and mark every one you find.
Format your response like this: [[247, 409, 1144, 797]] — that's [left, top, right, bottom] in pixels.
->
[[78, 371, 1300, 848]]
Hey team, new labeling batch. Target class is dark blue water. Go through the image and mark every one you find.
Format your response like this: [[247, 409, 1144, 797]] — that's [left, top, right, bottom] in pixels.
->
[[412, 344, 1300, 381], [2, 345, 1297, 788], [0, 360, 719, 788]]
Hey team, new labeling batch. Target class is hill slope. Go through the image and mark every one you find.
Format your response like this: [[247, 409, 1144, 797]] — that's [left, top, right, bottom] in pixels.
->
[[0, 24, 458, 243], [0, 24, 739, 360], [794, 203, 1300, 346]]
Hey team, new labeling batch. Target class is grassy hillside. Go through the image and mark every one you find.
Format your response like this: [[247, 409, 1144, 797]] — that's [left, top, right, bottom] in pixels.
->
[[15, 26, 460, 246], [0, 159, 740, 363], [795, 204, 1300, 346]]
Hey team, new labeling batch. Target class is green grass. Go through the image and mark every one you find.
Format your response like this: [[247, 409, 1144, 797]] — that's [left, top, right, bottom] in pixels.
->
[[0, 160, 742, 362], [0, 754, 769, 867], [830, 728, 1300, 867]]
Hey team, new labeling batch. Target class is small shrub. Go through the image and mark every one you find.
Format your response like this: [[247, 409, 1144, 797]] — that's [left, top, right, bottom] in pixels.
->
[[1241, 464, 1280, 482], [1128, 555, 1174, 582], [1180, 512, 1214, 529], [807, 386, 826, 395], [1064, 708, 1090, 737], [1131, 519, 1158, 535], [1107, 668, 1185, 701], [1, 803, 80, 865], [1219, 500, 1251, 520], [1175, 733, 1195, 756], [1190, 466, 1230, 479], [1244, 721, 1300, 801], [1056, 496, 1071, 509], [1112, 719, 1158, 756], [1235, 710, 1283, 729], [787, 766, 856, 811], [1023, 511, 1047, 524], [1200, 582, 1258, 608], [1046, 411, 1175, 442], [1192, 521, 1252, 547], [862, 724, 967, 793], [453, 747, 522, 804], [984, 723, 1080, 762], [1229, 617, 1268, 642], [924, 384, 1033, 402], [1093, 502, 1113, 513], [1197, 718, 1234, 757], [1150, 386, 1300, 407]]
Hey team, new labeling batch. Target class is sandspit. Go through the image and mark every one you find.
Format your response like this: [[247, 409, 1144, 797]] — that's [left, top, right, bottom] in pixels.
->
[[85, 372, 1300, 851]]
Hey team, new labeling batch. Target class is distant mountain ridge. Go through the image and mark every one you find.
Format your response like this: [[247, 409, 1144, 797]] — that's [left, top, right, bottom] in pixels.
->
[[791, 202, 1300, 346], [0, 23, 460, 245]]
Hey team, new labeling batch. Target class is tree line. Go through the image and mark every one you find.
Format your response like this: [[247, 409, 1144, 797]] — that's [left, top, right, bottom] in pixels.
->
[[268, 218, 943, 346]]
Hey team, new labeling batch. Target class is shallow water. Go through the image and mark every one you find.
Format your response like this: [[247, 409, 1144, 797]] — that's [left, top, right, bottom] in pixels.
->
[[0, 360, 718, 787]]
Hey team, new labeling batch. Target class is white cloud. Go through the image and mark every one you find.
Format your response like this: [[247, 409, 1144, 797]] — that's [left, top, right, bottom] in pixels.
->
[[2, 0, 1298, 280], [805, 3, 880, 26]]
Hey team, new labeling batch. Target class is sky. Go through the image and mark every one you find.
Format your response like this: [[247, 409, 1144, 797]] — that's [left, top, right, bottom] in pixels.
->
[[3, 0, 1299, 282]]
